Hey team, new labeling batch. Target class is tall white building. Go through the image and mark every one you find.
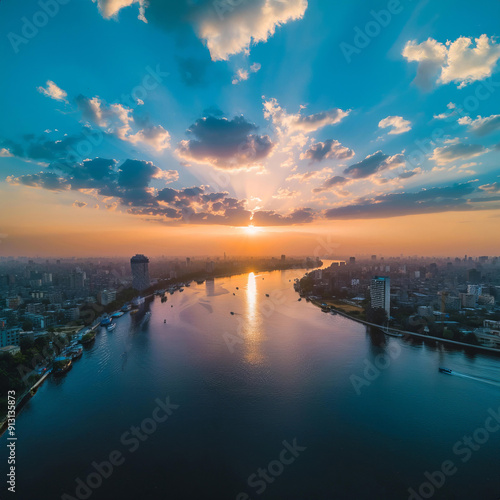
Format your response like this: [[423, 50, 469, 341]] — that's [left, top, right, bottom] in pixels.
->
[[370, 276, 390, 318], [131, 254, 150, 292]]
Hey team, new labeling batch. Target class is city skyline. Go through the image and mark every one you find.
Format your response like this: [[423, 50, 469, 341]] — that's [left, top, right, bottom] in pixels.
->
[[1, 0, 500, 257]]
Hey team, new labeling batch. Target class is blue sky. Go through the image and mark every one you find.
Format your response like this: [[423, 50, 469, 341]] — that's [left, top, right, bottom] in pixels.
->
[[0, 0, 500, 255]]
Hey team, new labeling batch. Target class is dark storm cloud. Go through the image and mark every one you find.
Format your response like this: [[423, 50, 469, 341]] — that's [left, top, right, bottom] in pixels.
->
[[7, 157, 257, 226], [324, 183, 478, 220], [252, 208, 315, 226], [177, 115, 275, 170], [0, 133, 90, 162], [343, 151, 405, 179], [7, 172, 70, 191], [301, 140, 354, 163], [312, 176, 348, 193]]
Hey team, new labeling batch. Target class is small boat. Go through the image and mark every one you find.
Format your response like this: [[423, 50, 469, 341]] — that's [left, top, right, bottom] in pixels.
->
[[179, 289, 184, 292], [439, 367, 453, 375], [265, 294, 270, 297], [196, 280, 205, 285], [164, 319, 166, 323], [230, 312, 235, 315], [139, 312, 151, 327], [52, 357, 72, 375], [298, 298, 302, 301], [233, 293, 236, 296], [236, 287, 239, 290], [80, 332, 96, 344], [382, 324, 403, 337], [100, 316, 112, 326], [111, 312, 124, 318], [385, 330, 403, 338], [130, 309, 138, 315], [67, 347, 83, 360], [121, 304, 131, 312], [107, 323, 116, 331], [171, 305, 173, 307]]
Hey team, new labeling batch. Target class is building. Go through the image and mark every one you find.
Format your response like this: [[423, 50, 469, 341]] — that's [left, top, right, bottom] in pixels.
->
[[466, 269, 481, 284], [0, 327, 22, 348], [98, 289, 117, 306], [281, 255, 286, 261], [459, 293, 477, 308], [26, 302, 45, 315], [131, 254, 150, 292], [467, 285, 482, 297], [349, 257, 356, 264], [0, 345, 21, 357], [63, 307, 80, 322], [370, 276, 390, 317]]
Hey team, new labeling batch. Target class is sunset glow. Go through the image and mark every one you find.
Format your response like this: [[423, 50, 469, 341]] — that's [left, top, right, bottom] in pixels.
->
[[0, 0, 499, 257]]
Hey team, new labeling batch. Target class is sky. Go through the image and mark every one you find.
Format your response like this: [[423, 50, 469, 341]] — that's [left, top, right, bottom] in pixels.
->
[[0, 0, 500, 257]]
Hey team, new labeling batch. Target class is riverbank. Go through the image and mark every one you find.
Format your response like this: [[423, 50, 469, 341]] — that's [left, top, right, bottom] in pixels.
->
[[309, 299, 500, 355], [0, 369, 51, 437]]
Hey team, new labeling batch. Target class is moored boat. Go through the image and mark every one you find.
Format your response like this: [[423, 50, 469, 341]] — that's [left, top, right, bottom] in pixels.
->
[[107, 323, 116, 331], [52, 357, 72, 376], [80, 332, 96, 344], [100, 316, 112, 326]]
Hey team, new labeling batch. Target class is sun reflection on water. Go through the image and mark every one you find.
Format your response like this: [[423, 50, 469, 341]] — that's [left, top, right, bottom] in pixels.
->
[[244, 272, 264, 365]]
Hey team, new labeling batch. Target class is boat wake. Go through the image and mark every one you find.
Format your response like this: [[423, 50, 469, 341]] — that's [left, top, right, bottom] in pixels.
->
[[448, 371, 500, 387]]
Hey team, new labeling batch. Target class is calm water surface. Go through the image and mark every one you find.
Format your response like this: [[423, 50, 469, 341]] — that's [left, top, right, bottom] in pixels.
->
[[2, 264, 500, 499]]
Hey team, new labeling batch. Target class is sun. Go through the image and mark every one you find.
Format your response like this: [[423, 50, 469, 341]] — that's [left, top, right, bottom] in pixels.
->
[[243, 224, 260, 235]]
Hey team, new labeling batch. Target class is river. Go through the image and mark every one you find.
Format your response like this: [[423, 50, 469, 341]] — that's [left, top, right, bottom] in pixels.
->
[[1, 263, 500, 499]]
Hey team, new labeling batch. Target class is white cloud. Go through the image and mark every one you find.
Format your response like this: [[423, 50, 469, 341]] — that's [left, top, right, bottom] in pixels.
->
[[403, 35, 500, 89], [286, 167, 333, 182], [232, 69, 249, 85], [198, 0, 308, 61], [433, 103, 457, 120], [458, 114, 500, 136], [264, 98, 350, 135], [93, 0, 147, 22], [430, 142, 488, 165], [272, 187, 299, 199], [37, 80, 68, 102], [75, 95, 170, 152], [232, 62, 261, 85], [0, 148, 13, 157], [94, 0, 307, 60], [378, 115, 411, 135], [152, 169, 178, 183]]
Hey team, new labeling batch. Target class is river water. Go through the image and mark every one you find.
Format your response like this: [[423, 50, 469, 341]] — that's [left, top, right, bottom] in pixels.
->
[[2, 264, 500, 499]]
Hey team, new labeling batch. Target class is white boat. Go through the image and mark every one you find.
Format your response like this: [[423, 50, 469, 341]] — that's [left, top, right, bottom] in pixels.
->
[[107, 323, 116, 331]]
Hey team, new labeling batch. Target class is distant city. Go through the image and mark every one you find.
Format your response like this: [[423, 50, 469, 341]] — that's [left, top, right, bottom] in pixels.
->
[[0, 253, 322, 352], [297, 254, 500, 349]]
